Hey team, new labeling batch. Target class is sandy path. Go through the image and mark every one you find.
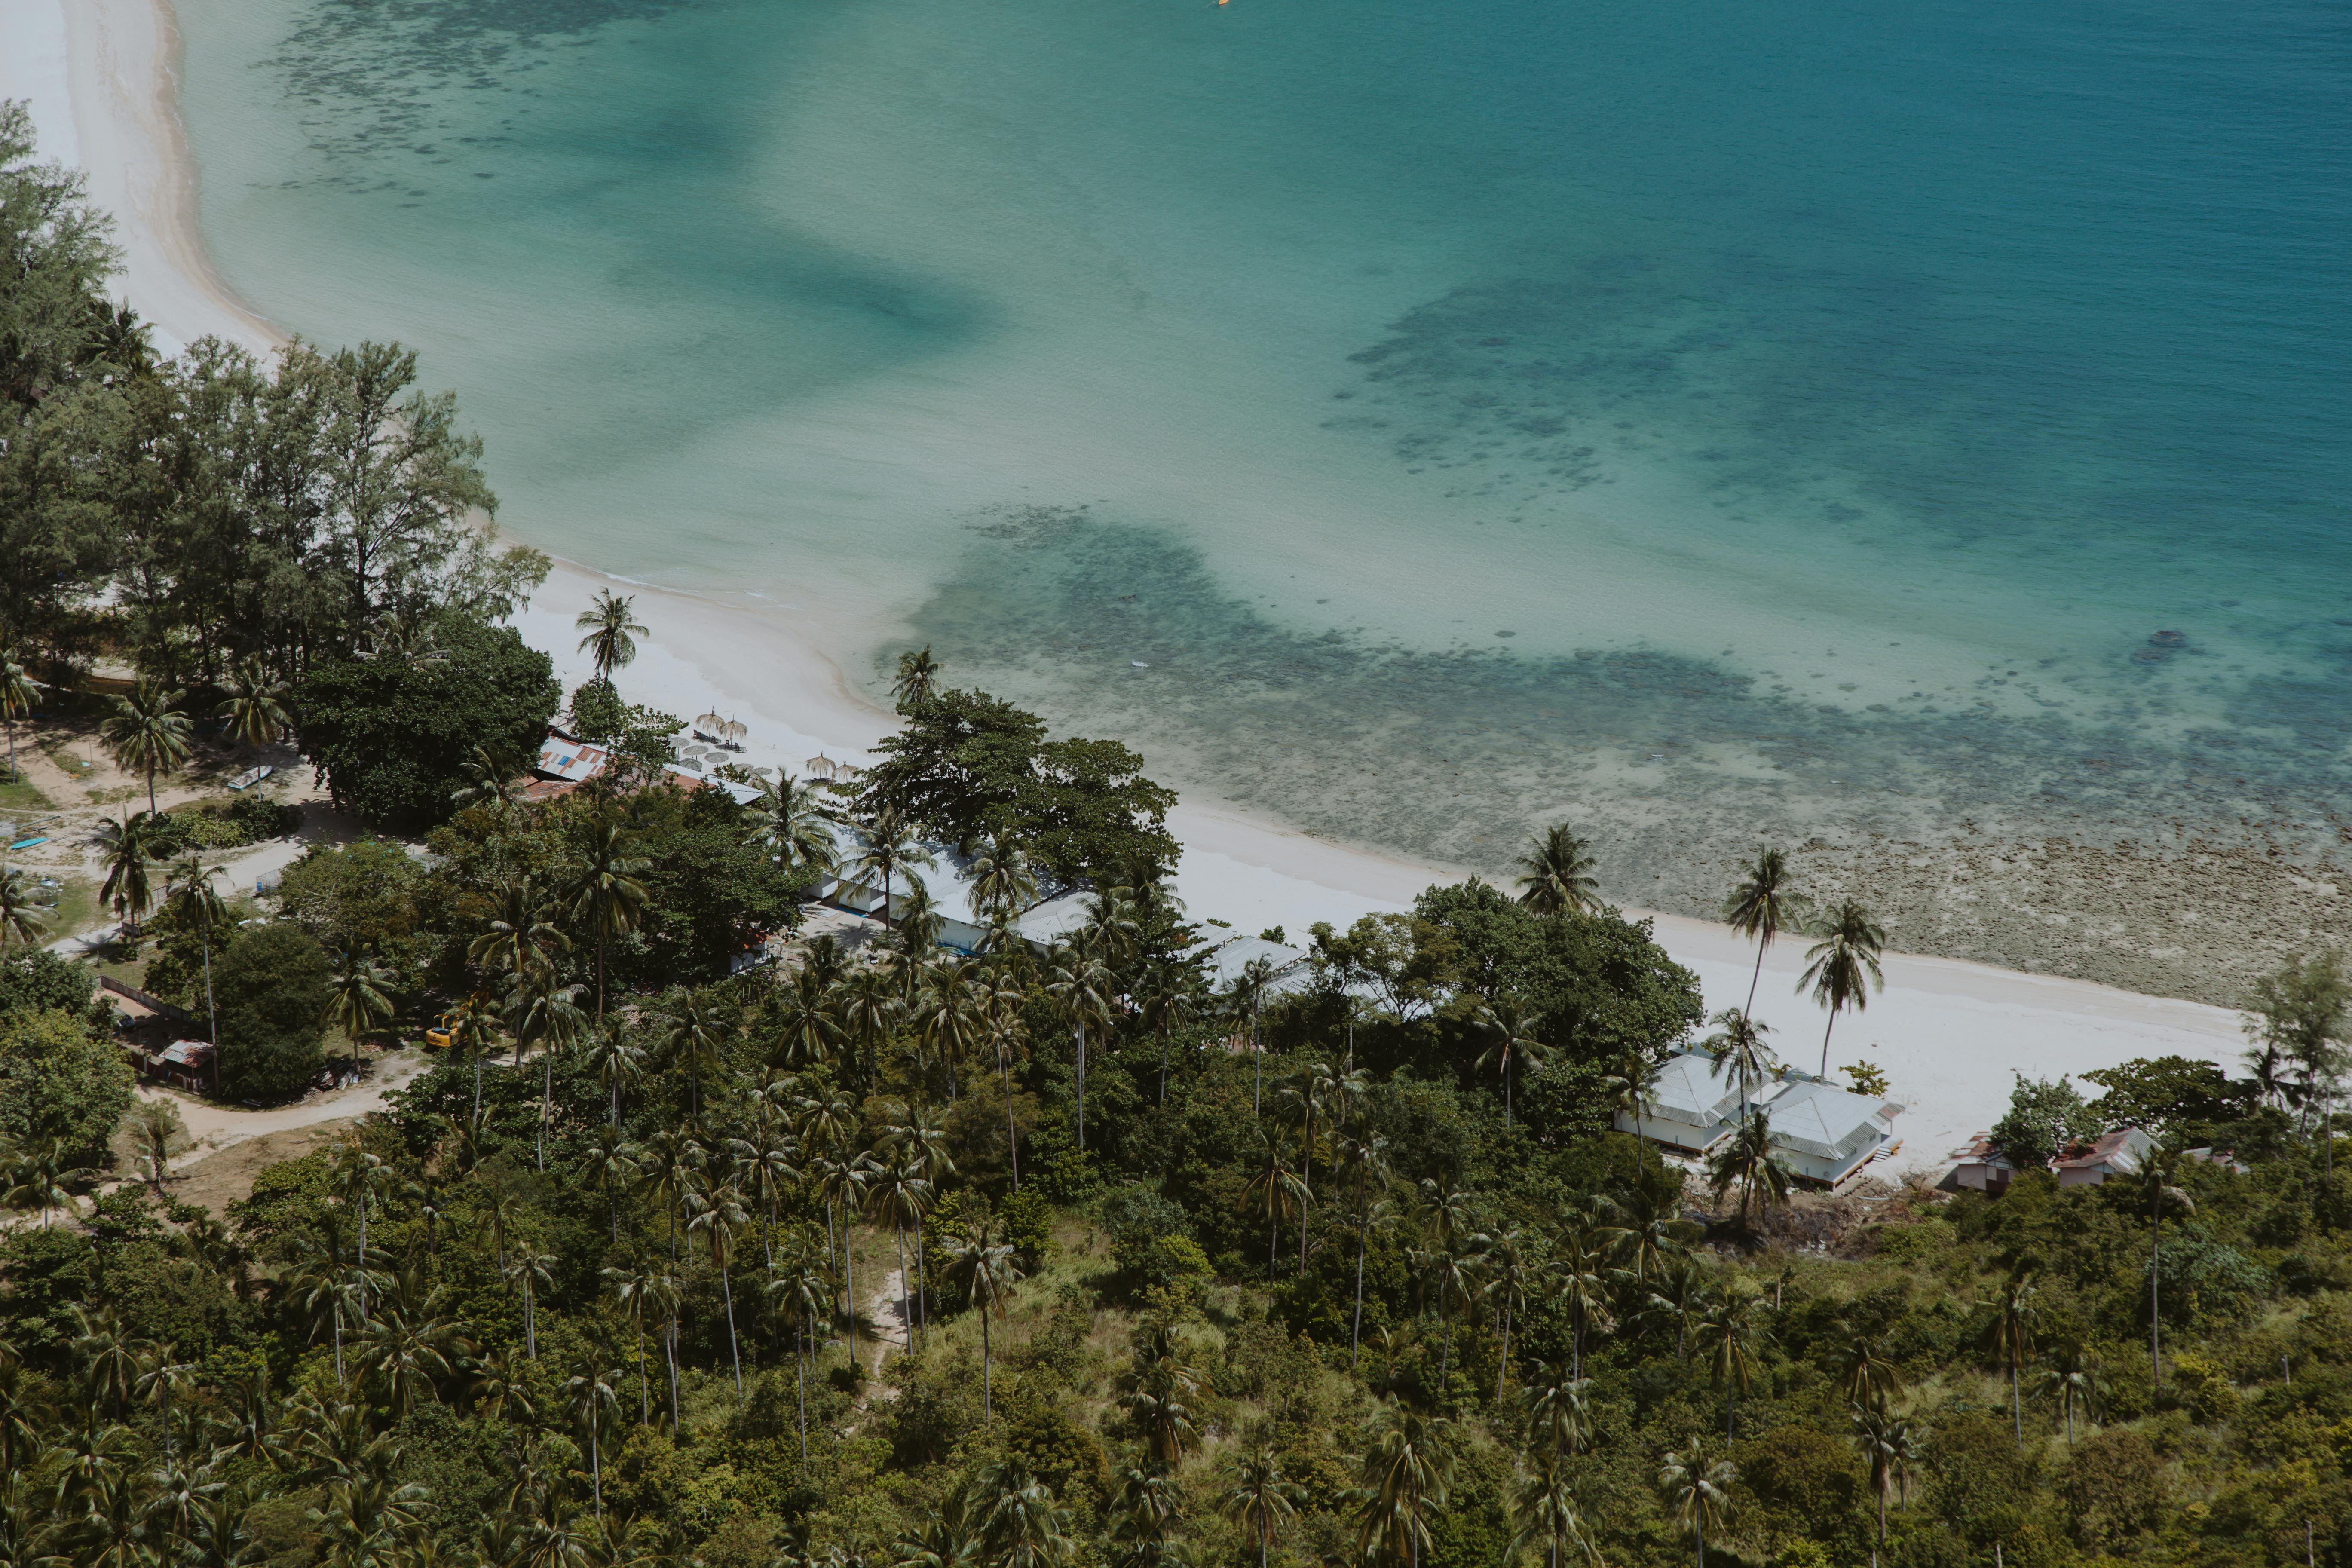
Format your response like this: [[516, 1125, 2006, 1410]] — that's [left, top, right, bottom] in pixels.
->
[[139, 1049, 429, 1154]]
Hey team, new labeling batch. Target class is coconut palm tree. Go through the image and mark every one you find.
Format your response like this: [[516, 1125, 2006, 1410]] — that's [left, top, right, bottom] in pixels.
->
[[159, 854, 227, 1044], [664, 994, 732, 1117], [1705, 1107, 1791, 1231], [2034, 1341, 2107, 1444], [215, 656, 291, 752], [469, 873, 568, 985], [450, 743, 530, 818], [324, 948, 395, 1079], [1508, 1456, 1596, 1568], [1601, 1045, 1662, 1149], [1550, 1226, 1614, 1380], [563, 1359, 622, 1516], [0, 646, 36, 783], [1355, 1402, 1453, 1568], [1245, 1133, 1310, 1283], [1722, 847, 1803, 1015], [1799, 899, 1886, 1077], [1045, 943, 1115, 1149], [967, 828, 1038, 922], [752, 772, 842, 879], [892, 646, 941, 708], [1658, 1446, 1736, 1568], [2133, 1154, 2194, 1393], [96, 810, 168, 936], [0, 869, 46, 953], [566, 812, 648, 1015], [1975, 1270, 2040, 1446], [971, 1459, 1078, 1568], [575, 590, 647, 683], [1474, 1000, 1548, 1130], [1220, 1450, 1303, 1568], [1514, 823, 1599, 916], [1850, 1404, 1911, 1555], [1702, 1008, 1777, 1130], [505, 1246, 558, 1359], [1841, 1331, 1904, 1416], [100, 679, 193, 816], [854, 808, 934, 933], [1699, 1291, 1770, 1438], [942, 1214, 1025, 1419]]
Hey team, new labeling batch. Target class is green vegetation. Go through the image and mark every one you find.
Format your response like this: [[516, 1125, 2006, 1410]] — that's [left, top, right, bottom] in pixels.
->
[[212, 919, 333, 1102]]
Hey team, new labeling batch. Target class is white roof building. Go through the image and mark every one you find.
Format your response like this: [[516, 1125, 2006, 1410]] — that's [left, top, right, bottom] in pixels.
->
[[1618, 1050, 1904, 1184], [1614, 1052, 1745, 1155]]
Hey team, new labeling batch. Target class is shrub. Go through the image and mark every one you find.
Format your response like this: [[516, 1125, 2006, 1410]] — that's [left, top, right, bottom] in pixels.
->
[[2059, 1429, 2168, 1553], [1100, 1186, 1203, 1296], [1990, 1074, 2101, 1169], [214, 922, 332, 1102], [0, 949, 98, 1024]]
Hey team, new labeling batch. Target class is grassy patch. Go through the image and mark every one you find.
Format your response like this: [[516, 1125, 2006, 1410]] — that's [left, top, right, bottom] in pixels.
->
[[0, 772, 50, 812]]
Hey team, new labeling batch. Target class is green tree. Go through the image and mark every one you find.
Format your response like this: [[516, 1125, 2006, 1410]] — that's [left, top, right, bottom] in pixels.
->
[[1659, 1446, 1736, 1568], [1514, 823, 1599, 916], [1799, 899, 1885, 1078], [1219, 1449, 1302, 1568], [0, 869, 45, 953], [294, 613, 558, 827], [323, 947, 395, 1076], [1975, 1271, 2040, 1446], [573, 590, 646, 684], [1722, 847, 1803, 1016], [893, 646, 940, 708], [99, 679, 192, 817], [942, 1213, 1026, 1419], [1355, 1403, 1452, 1568], [213, 921, 333, 1102], [565, 810, 648, 1016], [0, 643, 35, 782], [159, 853, 227, 1044], [215, 655, 290, 752], [0, 1008, 135, 1167], [1988, 1074, 2099, 1170], [95, 809, 167, 935]]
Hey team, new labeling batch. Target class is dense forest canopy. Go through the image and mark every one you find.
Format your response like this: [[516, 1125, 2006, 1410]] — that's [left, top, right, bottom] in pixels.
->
[[6, 95, 2352, 1568]]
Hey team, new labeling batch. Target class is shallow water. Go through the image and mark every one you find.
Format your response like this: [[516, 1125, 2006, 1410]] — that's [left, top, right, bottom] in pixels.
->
[[174, 0, 2352, 889]]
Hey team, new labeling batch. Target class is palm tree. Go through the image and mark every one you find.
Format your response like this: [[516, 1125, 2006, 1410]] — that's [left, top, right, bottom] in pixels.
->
[[1799, 899, 1886, 1077], [2034, 1341, 2107, 1444], [1508, 1456, 1596, 1568], [1231, 955, 1277, 1114], [2135, 1153, 2194, 1393], [1338, 1129, 1393, 1368], [99, 678, 192, 815], [450, 743, 530, 818], [470, 873, 568, 984], [1550, 1229, 1614, 1381], [1976, 1270, 2040, 1446], [1355, 1402, 1453, 1568], [1722, 848, 1803, 1015], [1658, 1446, 1736, 1568], [583, 1029, 646, 1127], [1219, 1450, 1303, 1568], [968, 829, 1038, 922], [563, 1360, 622, 1516], [1699, 1292, 1770, 1437], [664, 994, 732, 1116], [567, 812, 649, 1015], [1705, 1106, 1791, 1231], [1702, 1007, 1776, 1128], [942, 1214, 1025, 1419], [0, 646, 37, 782], [159, 854, 227, 1044], [578, 1125, 642, 1245], [892, 646, 941, 708], [1044, 943, 1114, 1149], [216, 656, 291, 752], [752, 772, 842, 879], [1850, 1404, 1911, 1554], [4, 1136, 72, 1228], [1513, 823, 1599, 916], [1482, 1226, 1537, 1395], [855, 808, 934, 932], [1601, 1045, 1661, 1148], [971, 1459, 1078, 1568], [1245, 1133, 1310, 1283], [1516, 1360, 1593, 1462], [96, 810, 168, 936], [506, 1245, 558, 1358], [1841, 1331, 1904, 1416], [1474, 1000, 1548, 1130], [324, 947, 395, 1078], [575, 590, 647, 683], [0, 869, 47, 952]]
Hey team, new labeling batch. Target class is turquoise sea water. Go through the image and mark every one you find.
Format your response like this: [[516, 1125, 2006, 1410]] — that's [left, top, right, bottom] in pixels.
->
[[174, 0, 2352, 882]]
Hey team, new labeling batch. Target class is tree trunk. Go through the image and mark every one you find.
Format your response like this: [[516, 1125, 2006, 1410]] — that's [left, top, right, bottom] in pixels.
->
[[1819, 1008, 1838, 1079], [1004, 1053, 1021, 1191], [1351, 1205, 1369, 1370], [1075, 1025, 1087, 1152], [722, 1264, 743, 1393], [980, 1302, 993, 1418], [796, 1326, 808, 1461]]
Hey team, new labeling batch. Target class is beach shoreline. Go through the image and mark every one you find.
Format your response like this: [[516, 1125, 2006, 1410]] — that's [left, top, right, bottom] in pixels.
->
[[3, 0, 2272, 1169]]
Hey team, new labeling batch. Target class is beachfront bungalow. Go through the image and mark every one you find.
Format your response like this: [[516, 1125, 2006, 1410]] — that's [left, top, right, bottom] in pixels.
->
[[1755, 1079, 1905, 1186], [1948, 1133, 2017, 1194], [1614, 1052, 1744, 1155], [2054, 1126, 2154, 1188]]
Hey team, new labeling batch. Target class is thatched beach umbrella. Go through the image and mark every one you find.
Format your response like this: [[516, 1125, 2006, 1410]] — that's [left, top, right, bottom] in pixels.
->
[[805, 755, 837, 780], [720, 717, 747, 747]]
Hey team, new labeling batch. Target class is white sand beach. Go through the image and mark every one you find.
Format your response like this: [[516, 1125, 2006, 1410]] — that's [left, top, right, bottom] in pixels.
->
[[3, 0, 2254, 1173]]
